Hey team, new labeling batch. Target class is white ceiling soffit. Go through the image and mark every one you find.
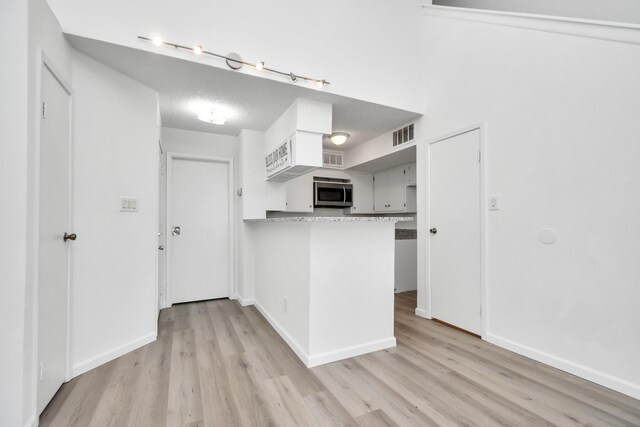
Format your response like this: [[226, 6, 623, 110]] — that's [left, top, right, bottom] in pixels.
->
[[350, 145, 417, 173], [66, 35, 421, 149]]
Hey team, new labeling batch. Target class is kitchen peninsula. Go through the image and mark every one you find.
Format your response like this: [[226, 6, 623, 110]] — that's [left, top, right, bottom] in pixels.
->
[[244, 216, 413, 367]]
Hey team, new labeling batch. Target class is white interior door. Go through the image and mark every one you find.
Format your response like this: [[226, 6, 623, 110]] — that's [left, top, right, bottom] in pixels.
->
[[38, 64, 72, 413], [429, 129, 481, 335], [169, 157, 230, 304]]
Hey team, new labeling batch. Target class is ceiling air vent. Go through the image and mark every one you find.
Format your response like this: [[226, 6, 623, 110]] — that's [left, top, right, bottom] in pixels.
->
[[393, 123, 414, 147], [323, 150, 344, 169]]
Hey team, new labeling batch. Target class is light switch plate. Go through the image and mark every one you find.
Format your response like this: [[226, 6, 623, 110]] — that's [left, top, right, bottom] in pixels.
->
[[488, 196, 499, 211], [120, 197, 139, 212]]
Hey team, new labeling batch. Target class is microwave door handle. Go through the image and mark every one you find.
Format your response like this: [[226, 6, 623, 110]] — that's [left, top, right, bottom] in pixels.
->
[[343, 186, 346, 203]]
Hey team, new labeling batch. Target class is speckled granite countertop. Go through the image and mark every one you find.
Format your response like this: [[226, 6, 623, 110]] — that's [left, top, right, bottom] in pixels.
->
[[245, 217, 415, 223]]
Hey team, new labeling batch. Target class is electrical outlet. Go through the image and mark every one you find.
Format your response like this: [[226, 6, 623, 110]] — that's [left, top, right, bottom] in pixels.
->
[[283, 296, 288, 313]]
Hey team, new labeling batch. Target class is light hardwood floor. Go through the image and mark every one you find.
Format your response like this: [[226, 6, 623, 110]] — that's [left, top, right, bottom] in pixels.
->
[[41, 291, 640, 426]]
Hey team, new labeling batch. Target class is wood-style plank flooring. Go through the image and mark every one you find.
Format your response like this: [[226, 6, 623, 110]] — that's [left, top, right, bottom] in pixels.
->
[[41, 291, 640, 426]]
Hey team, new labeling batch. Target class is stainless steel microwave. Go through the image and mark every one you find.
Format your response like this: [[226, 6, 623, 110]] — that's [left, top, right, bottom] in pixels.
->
[[314, 180, 353, 208]]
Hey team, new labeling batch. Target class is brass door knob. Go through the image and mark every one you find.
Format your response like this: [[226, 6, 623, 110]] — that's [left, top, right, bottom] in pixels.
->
[[64, 232, 77, 241]]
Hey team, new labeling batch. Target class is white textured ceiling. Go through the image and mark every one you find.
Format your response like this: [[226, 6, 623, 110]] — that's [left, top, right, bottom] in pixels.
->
[[67, 35, 421, 149]]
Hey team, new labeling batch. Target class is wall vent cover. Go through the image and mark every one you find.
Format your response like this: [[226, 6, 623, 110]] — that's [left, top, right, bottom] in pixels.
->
[[323, 150, 344, 168], [393, 123, 414, 147]]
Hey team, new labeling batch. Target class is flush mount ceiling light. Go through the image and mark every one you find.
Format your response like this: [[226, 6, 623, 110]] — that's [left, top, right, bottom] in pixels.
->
[[138, 35, 330, 89], [190, 100, 235, 126], [197, 109, 226, 125], [330, 132, 350, 146]]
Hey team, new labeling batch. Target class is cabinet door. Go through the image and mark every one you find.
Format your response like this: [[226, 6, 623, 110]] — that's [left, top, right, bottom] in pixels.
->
[[387, 166, 407, 212], [406, 163, 417, 186], [349, 172, 374, 214], [374, 171, 389, 212], [285, 173, 314, 212]]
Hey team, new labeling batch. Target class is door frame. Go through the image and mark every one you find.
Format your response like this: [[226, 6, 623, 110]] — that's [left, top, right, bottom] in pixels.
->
[[420, 123, 488, 337], [164, 152, 236, 308], [31, 48, 74, 410]]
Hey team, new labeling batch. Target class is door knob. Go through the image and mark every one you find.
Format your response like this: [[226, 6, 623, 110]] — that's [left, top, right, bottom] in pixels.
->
[[63, 232, 77, 242], [172, 226, 181, 236], [158, 245, 165, 251], [430, 228, 438, 235]]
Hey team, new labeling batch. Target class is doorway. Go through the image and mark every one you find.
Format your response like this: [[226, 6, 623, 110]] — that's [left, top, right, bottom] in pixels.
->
[[165, 153, 234, 305], [37, 59, 73, 413], [428, 128, 482, 335]]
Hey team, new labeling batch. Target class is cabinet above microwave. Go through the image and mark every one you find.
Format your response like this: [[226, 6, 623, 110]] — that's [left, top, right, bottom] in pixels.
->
[[266, 131, 323, 182]]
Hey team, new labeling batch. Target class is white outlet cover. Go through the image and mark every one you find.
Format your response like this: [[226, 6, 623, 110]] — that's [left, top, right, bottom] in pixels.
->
[[120, 197, 139, 212], [488, 196, 499, 210]]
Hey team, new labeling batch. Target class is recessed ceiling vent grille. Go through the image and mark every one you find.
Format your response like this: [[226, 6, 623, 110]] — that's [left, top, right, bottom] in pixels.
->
[[323, 150, 344, 169], [393, 123, 414, 147]]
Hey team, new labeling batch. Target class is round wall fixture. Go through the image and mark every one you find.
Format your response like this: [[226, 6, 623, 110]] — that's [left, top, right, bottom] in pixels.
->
[[538, 228, 558, 245], [226, 52, 243, 70]]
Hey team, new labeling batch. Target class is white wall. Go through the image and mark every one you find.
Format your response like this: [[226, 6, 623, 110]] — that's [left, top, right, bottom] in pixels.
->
[[71, 50, 159, 376], [249, 221, 396, 366], [162, 126, 237, 158], [432, 0, 640, 25], [395, 240, 417, 292], [239, 129, 267, 221], [1, 0, 74, 423], [238, 129, 267, 303], [308, 222, 396, 361], [345, 118, 423, 169], [45, 0, 424, 113], [419, 8, 640, 398], [251, 223, 312, 355], [0, 0, 29, 425]]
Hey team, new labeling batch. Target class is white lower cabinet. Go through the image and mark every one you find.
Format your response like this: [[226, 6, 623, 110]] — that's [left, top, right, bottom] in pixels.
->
[[374, 164, 417, 213]]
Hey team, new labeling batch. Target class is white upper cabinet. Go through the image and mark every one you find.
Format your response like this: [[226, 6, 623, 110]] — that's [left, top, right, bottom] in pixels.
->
[[405, 163, 417, 186], [347, 172, 375, 214], [285, 173, 314, 213], [374, 164, 417, 213], [265, 99, 332, 182], [374, 170, 390, 212]]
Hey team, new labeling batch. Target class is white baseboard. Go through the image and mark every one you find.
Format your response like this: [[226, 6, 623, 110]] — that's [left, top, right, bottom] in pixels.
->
[[307, 337, 397, 368], [253, 301, 310, 365], [71, 332, 157, 378], [235, 294, 255, 306], [24, 413, 37, 427], [486, 333, 640, 400], [415, 307, 430, 318], [253, 300, 397, 368]]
